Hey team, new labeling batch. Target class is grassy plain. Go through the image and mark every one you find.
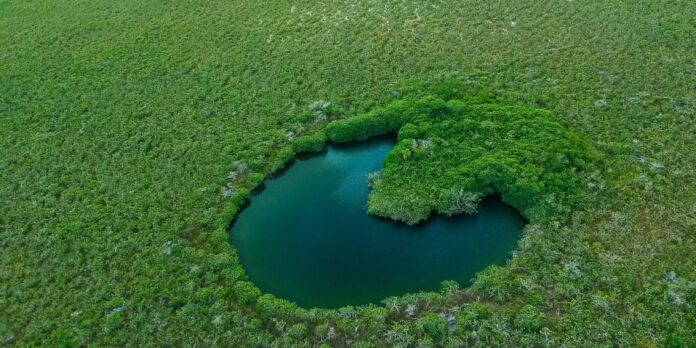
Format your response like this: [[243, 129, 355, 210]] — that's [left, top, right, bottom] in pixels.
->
[[1, 0, 695, 346]]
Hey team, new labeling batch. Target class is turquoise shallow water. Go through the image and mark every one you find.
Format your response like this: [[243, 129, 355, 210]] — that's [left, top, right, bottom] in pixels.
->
[[230, 137, 526, 308]]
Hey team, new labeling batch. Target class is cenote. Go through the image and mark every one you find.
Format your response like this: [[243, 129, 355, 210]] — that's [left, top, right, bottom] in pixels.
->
[[230, 137, 527, 308]]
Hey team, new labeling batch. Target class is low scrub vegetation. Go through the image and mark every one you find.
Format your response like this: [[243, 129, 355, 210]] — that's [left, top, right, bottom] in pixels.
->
[[1, 0, 694, 346], [328, 96, 597, 225]]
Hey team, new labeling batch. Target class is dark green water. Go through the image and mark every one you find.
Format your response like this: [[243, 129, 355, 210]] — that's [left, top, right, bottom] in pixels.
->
[[230, 138, 526, 308]]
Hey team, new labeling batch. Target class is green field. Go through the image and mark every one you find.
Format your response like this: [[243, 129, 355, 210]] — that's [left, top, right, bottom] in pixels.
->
[[1, 1, 695, 346]]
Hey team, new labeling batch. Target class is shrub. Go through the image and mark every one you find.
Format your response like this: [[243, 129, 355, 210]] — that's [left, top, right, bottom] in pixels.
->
[[287, 323, 308, 339], [439, 280, 460, 296], [366, 171, 382, 189], [418, 313, 448, 341], [269, 146, 296, 172], [437, 188, 481, 216], [352, 341, 376, 348], [324, 96, 595, 225], [471, 265, 515, 302], [397, 123, 421, 140], [256, 294, 297, 320], [292, 131, 326, 153], [515, 305, 546, 332], [232, 281, 261, 305]]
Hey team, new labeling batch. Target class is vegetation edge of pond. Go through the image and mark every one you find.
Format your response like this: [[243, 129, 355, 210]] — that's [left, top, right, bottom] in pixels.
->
[[231, 137, 527, 308], [226, 95, 597, 313]]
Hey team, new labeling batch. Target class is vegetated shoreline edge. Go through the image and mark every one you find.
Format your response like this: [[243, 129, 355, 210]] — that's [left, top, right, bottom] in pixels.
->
[[225, 91, 598, 313]]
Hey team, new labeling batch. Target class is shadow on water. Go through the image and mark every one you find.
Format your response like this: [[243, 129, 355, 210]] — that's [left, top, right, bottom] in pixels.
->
[[230, 136, 526, 308]]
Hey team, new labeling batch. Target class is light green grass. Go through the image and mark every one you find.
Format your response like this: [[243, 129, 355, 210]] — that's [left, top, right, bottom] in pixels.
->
[[1, 1, 694, 346]]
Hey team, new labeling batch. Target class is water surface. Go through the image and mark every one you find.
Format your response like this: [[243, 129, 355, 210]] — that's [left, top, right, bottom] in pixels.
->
[[231, 138, 526, 308]]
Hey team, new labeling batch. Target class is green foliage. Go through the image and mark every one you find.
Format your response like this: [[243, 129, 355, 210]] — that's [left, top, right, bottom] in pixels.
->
[[471, 265, 516, 302], [397, 123, 422, 141], [352, 341, 376, 348], [418, 313, 448, 341], [437, 189, 481, 217], [366, 171, 382, 189], [514, 305, 546, 332], [256, 295, 297, 320], [524, 287, 546, 307], [666, 330, 696, 348], [359, 306, 388, 336], [327, 96, 595, 225], [439, 280, 460, 297], [0, 0, 693, 346], [270, 146, 296, 173], [292, 131, 326, 154], [325, 104, 405, 142], [287, 323, 308, 340], [232, 281, 262, 305], [458, 303, 491, 324]]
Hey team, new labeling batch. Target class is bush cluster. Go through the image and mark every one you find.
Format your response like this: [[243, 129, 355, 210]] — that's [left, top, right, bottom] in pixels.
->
[[326, 96, 597, 225]]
